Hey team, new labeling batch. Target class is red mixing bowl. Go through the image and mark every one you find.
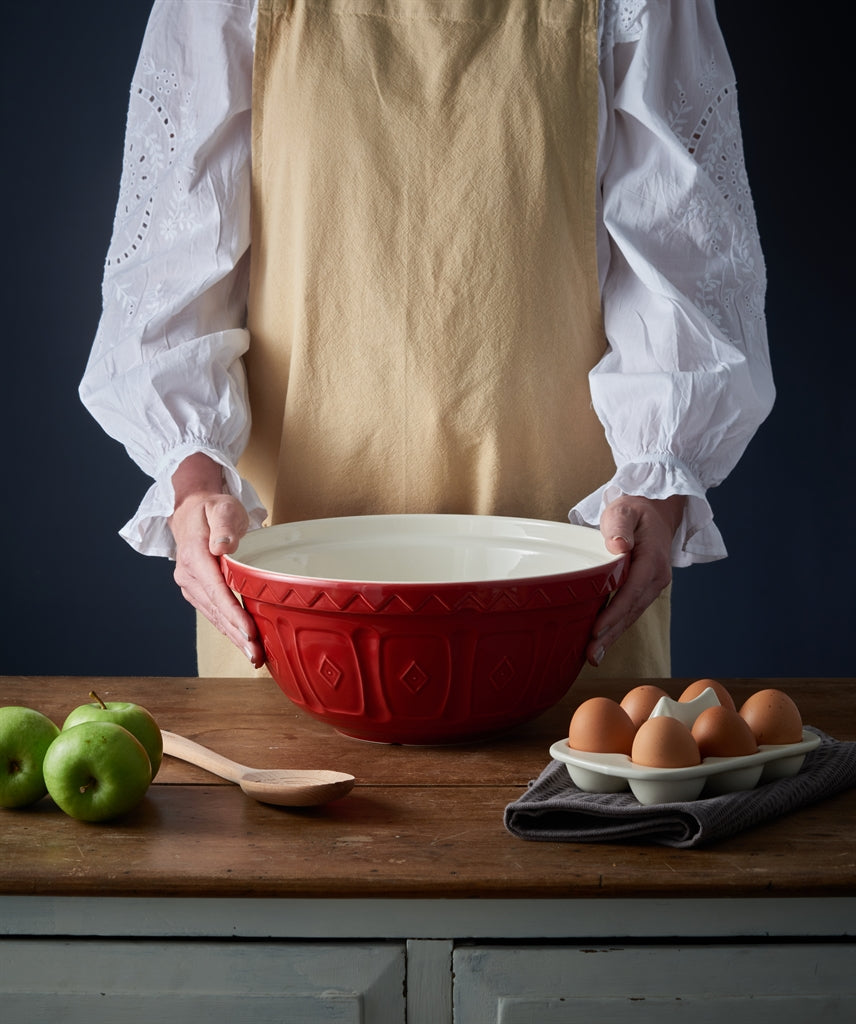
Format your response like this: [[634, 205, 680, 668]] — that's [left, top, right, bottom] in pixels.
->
[[221, 514, 628, 744]]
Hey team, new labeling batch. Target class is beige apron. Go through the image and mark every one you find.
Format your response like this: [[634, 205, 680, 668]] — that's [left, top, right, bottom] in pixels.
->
[[198, 0, 671, 680]]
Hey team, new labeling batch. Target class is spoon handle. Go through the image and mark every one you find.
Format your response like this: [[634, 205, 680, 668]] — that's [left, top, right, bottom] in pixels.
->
[[161, 730, 249, 785]]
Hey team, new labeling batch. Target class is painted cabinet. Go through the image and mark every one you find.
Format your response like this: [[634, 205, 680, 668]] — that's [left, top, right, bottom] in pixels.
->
[[2, 677, 854, 1023], [3, 932, 855, 1023]]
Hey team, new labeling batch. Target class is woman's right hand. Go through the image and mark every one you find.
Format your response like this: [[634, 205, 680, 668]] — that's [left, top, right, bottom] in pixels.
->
[[168, 453, 264, 667]]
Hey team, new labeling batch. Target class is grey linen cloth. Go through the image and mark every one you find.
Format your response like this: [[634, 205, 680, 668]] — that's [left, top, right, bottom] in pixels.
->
[[504, 728, 856, 848]]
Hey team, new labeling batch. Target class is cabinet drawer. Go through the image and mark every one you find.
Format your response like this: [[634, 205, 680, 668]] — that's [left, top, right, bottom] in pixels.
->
[[2, 939, 405, 1024], [453, 943, 855, 1023]]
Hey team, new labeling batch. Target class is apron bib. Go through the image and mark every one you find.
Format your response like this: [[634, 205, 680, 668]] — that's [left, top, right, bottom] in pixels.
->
[[199, 0, 671, 680]]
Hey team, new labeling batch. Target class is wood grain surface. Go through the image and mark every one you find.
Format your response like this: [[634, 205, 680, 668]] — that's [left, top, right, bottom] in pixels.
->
[[2, 676, 853, 899]]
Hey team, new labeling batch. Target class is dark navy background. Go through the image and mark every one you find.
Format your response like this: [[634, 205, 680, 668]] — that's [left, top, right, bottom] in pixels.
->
[[3, 3, 851, 678]]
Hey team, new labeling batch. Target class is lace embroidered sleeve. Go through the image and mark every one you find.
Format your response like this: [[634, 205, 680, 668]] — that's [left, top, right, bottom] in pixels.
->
[[577, 0, 775, 566], [79, 0, 265, 557]]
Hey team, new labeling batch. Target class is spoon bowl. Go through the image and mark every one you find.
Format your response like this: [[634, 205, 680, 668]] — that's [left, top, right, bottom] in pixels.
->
[[161, 730, 355, 806]]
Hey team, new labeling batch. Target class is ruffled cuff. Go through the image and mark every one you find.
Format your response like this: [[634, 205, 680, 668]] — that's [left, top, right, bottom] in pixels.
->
[[118, 443, 268, 558], [568, 457, 726, 567]]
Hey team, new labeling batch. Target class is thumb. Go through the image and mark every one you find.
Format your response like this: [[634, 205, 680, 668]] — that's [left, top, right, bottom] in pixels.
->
[[600, 501, 638, 555], [205, 496, 250, 555]]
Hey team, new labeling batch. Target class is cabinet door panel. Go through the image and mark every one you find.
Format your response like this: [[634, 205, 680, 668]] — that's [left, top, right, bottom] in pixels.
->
[[2, 939, 405, 1024], [496, 994, 844, 1023], [454, 944, 855, 1024], [5, 993, 361, 1024]]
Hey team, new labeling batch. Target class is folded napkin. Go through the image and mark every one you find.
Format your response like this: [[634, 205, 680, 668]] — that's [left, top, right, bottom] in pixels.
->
[[504, 728, 856, 848]]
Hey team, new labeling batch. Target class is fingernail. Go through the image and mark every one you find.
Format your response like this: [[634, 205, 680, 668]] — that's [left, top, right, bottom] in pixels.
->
[[611, 535, 631, 545], [214, 535, 233, 545], [240, 629, 252, 642], [244, 645, 256, 663], [593, 645, 605, 666]]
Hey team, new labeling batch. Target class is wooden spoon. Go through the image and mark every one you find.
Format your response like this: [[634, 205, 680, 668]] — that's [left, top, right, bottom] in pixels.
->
[[161, 731, 355, 807]]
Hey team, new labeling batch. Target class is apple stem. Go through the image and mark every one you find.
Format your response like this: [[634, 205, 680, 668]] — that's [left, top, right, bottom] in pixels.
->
[[89, 690, 108, 710]]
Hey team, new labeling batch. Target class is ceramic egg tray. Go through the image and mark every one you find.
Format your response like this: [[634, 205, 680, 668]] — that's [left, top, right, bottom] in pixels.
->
[[549, 729, 820, 806]]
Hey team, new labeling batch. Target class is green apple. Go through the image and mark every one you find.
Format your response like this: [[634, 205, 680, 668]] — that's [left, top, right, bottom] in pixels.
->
[[0, 706, 61, 808], [43, 721, 152, 822], [62, 692, 163, 778]]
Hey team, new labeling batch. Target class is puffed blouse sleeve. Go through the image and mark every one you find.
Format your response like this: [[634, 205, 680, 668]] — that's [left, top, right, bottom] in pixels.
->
[[570, 0, 775, 566], [79, 0, 266, 558]]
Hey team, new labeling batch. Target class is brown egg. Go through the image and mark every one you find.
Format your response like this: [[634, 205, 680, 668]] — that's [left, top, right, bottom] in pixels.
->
[[568, 697, 636, 755], [619, 684, 671, 729], [631, 716, 701, 768], [679, 678, 736, 710], [691, 705, 758, 758], [739, 688, 802, 745]]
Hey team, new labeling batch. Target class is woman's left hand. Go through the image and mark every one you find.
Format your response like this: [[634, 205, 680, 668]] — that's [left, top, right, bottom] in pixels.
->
[[586, 494, 687, 667]]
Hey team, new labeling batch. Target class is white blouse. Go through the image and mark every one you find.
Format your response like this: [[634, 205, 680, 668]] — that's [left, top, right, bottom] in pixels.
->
[[80, 0, 774, 566]]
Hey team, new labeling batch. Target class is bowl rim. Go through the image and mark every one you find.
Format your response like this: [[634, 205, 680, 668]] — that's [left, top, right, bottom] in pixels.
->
[[221, 513, 627, 588]]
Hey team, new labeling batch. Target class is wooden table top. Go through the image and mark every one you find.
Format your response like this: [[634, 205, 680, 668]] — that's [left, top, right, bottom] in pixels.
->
[[1, 676, 853, 900]]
